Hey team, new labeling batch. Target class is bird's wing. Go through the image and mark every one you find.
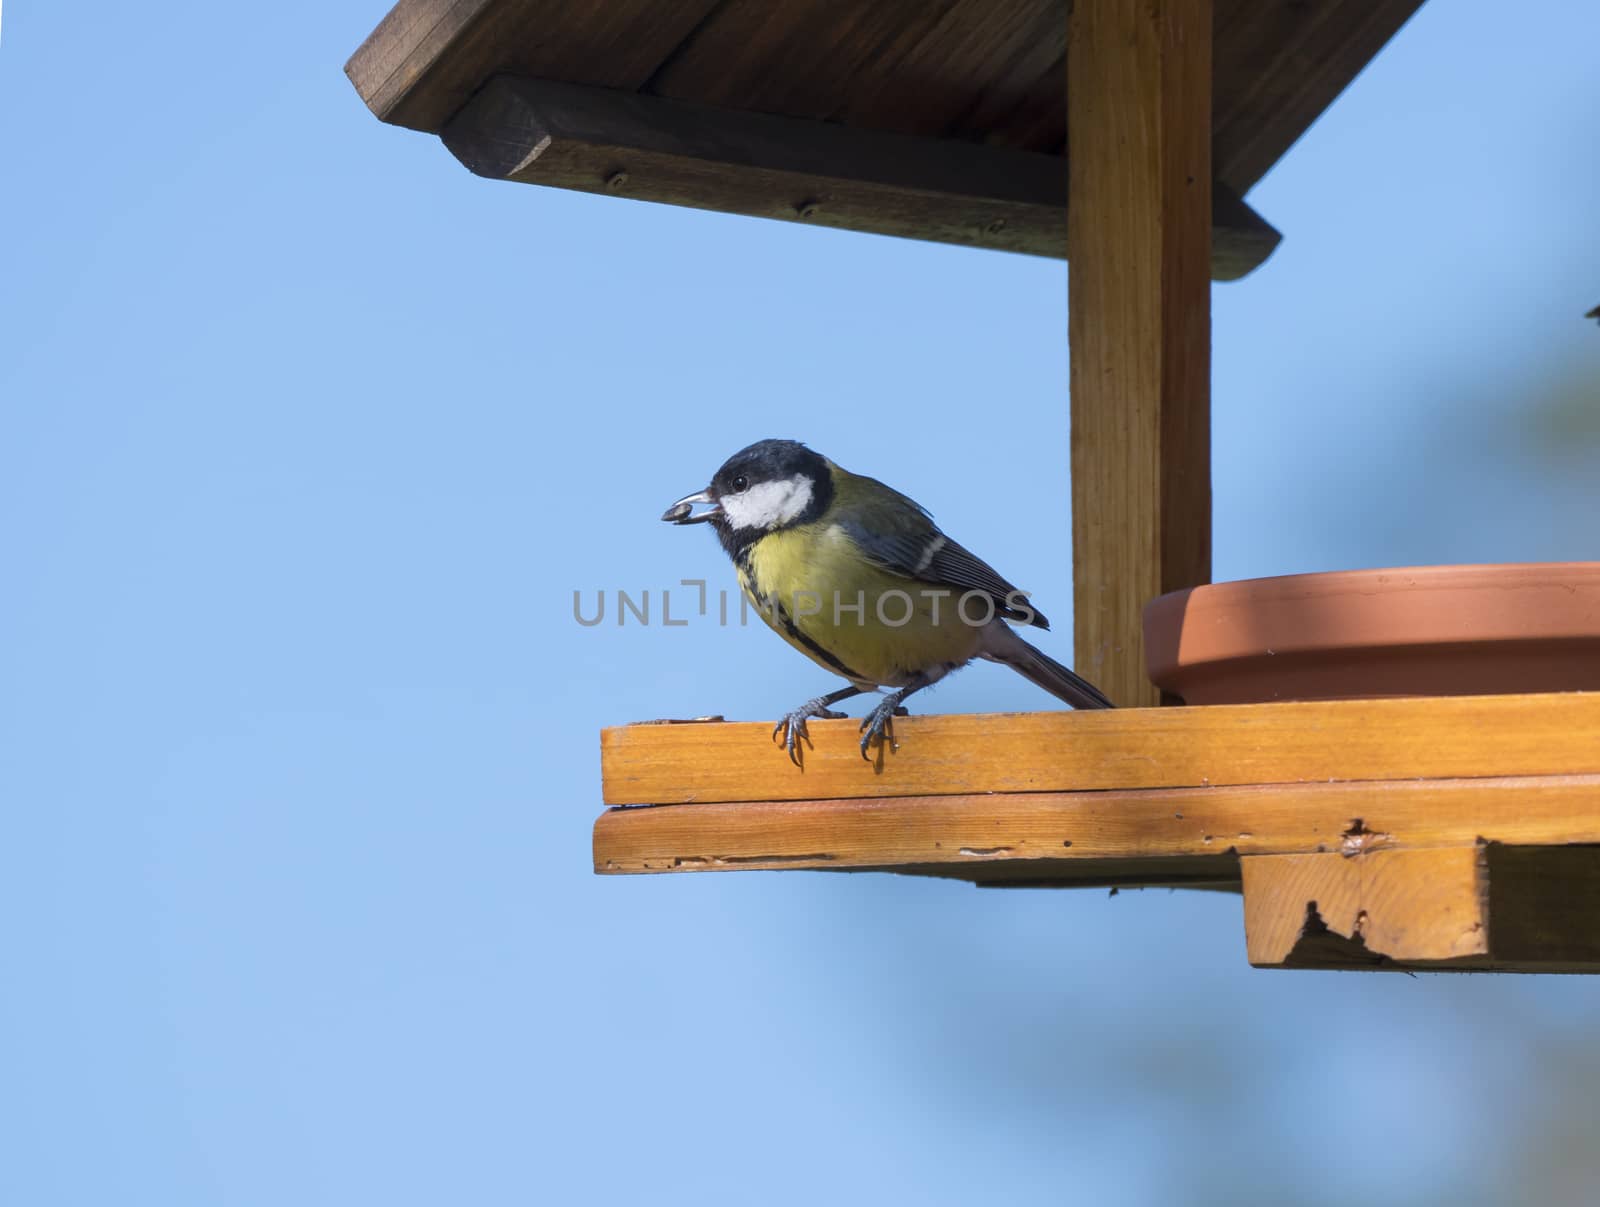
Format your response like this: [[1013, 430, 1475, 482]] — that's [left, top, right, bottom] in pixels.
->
[[834, 496, 1050, 630]]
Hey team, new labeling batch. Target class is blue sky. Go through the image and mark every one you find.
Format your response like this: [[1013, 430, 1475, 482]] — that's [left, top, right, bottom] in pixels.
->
[[3, 2, 1599, 1204]]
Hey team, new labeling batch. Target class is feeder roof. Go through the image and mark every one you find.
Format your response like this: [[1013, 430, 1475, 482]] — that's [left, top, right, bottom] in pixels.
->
[[348, 0, 1422, 197], [347, 1, 1422, 278]]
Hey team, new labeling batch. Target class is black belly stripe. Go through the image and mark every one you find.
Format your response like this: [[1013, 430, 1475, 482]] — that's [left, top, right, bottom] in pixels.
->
[[747, 565, 871, 683], [777, 604, 870, 683]]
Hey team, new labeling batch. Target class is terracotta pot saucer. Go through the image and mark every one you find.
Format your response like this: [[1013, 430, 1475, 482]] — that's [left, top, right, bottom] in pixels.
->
[[1143, 562, 1600, 705]]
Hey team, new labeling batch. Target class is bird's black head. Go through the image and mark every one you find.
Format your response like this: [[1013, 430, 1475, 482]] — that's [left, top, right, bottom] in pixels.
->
[[661, 439, 835, 558]]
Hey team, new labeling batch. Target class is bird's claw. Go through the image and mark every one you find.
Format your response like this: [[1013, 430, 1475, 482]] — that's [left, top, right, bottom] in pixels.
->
[[773, 701, 848, 767], [858, 704, 901, 761]]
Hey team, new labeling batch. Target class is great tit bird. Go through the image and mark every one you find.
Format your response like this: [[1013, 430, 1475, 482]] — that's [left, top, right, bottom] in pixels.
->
[[663, 439, 1114, 762]]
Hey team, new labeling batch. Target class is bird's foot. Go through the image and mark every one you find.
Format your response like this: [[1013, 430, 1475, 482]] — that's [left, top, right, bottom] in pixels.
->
[[773, 697, 850, 767], [859, 699, 906, 761]]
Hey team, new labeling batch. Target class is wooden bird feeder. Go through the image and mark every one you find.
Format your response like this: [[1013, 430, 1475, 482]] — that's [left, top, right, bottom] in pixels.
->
[[347, 0, 1600, 972]]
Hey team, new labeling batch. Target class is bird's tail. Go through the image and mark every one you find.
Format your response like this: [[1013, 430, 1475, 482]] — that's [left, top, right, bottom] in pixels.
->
[[980, 624, 1116, 710]]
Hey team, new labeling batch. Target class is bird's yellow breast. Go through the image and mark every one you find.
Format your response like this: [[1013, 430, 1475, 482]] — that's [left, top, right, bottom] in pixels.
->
[[739, 522, 984, 687]]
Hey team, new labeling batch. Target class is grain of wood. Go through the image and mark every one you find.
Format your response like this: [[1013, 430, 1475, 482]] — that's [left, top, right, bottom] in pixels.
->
[[942, 7, 1069, 152], [646, 0, 960, 122], [1212, 0, 1425, 192], [345, 0, 495, 126], [828, 0, 1067, 140], [1241, 847, 1489, 967], [1068, 0, 1213, 709]]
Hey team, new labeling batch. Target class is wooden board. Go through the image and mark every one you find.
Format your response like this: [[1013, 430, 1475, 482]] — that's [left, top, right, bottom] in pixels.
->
[[438, 76, 1279, 277], [1068, 0, 1213, 708], [602, 694, 1600, 807], [1242, 846, 1489, 967], [595, 774, 1600, 880]]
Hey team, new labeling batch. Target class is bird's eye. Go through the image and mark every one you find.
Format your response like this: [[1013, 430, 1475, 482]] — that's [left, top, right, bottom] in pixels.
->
[[732, 475, 749, 493]]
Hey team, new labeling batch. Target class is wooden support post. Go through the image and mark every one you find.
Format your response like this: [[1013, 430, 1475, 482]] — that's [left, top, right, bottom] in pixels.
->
[[1068, 0, 1213, 707]]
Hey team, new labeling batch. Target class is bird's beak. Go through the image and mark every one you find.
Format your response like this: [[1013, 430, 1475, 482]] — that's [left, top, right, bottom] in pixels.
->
[[661, 488, 721, 525]]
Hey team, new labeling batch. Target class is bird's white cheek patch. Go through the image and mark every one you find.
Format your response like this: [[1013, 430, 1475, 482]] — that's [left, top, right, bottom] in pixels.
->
[[721, 475, 815, 530]]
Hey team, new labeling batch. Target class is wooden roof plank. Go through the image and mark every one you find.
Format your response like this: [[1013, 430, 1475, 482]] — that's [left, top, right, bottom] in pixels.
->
[[644, 0, 964, 125], [946, 44, 1068, 152], [825, 0, 1069, 141], [345, 0, 725, 131], [345, 0, 495, 127], [440, 75, 1281, 277], [1213, 0, 1426, 191]]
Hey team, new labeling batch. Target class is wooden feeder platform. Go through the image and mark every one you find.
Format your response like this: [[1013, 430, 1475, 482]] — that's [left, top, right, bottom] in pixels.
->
[[596, 695, 1600, 973]]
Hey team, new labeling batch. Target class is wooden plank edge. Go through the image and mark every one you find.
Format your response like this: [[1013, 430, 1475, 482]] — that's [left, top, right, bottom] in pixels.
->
[[437, 75, 1280, 279], [344, 0, 496, 126], [599, 693, 1600, 807], [592, 773, 1600, 880]]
